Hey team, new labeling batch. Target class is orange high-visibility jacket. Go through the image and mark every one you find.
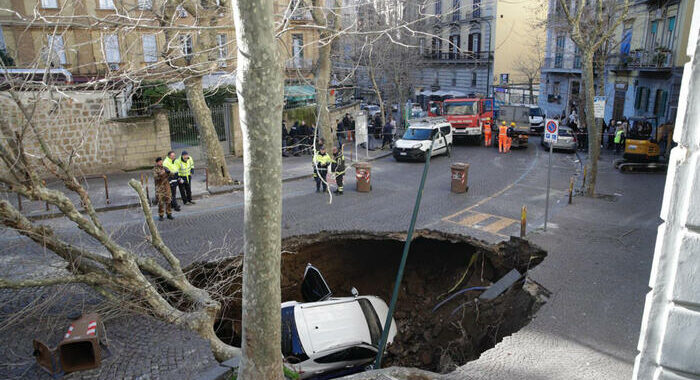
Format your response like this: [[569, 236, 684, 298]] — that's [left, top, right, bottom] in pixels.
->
[[499, 125, 508, 137]]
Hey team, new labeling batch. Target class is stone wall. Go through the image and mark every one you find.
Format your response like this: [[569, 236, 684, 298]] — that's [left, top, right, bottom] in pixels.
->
[[633, 11, 700, 380], [0, 91, 171, 176]]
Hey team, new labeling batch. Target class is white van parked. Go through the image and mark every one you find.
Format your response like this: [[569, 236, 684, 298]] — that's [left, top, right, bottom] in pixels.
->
[[393, 118, 453, 161]]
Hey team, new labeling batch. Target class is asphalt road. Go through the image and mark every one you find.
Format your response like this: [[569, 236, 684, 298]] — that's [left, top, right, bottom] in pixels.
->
[[0, 139, 664, 379]]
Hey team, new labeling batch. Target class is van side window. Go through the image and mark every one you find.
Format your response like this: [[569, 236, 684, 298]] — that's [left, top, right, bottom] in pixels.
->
[[441, 126, 451, 135]]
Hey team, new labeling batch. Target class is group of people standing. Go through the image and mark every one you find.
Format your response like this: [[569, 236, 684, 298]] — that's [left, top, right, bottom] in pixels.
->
[[312, 145, 346, 195], [153, 150, 195, 221], [282, 119, 316, 156]]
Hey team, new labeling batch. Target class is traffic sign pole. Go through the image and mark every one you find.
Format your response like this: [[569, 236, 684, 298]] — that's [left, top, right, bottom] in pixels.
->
[[543, 119, 558, 232]]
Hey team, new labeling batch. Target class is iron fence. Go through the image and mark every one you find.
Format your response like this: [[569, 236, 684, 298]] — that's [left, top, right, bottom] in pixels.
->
[[168, 105, 229, 161]]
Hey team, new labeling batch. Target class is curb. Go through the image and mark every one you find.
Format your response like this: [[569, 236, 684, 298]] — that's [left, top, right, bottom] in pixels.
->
[[24, 151, 392, 220]]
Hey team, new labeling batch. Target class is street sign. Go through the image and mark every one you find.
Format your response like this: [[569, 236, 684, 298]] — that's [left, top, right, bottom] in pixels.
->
[[544, 119, 559, 143], [594, 96, 606, 118]]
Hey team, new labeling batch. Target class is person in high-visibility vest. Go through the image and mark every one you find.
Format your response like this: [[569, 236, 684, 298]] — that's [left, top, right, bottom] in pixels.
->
[[175, 151, 195, 205], [163, 151, 181, 212], [614, 126, 625, 154], [483, 118, 492, 147], [498, 121, 508, 153], [313, 146, 333, 193], [506, 122, 516, 152], [331, 146, 346, 195]]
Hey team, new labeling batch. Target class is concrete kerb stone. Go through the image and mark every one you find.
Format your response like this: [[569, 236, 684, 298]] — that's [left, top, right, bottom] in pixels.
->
[[195, 364, 232, 380], [22, 151, 392, 220]]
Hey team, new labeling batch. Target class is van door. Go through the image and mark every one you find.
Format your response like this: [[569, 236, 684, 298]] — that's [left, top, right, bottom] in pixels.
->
[[301, 263, 332, 302], [432, 128, 445, 155]]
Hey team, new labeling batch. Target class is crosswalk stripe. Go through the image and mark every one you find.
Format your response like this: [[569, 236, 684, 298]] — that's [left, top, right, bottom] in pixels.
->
[[457, 212, 491, 227], [481, 217, 517, 234]]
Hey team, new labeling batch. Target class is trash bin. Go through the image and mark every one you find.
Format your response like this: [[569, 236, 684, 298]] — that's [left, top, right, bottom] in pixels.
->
[[57, 313, 103, 372], [450, 163, 469, 193], [354, 162, 371, 192]]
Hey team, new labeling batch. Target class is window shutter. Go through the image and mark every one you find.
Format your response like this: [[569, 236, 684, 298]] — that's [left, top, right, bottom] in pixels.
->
[[476, 33, 481, 53], [635, 87, 642, 110]]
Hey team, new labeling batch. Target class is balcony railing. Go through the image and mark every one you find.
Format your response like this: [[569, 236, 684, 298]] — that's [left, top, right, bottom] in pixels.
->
[[423, 51, 492, 64], [607, 49, 674, 70], [543, 56, 582, 71], [286, 58, 313, 71]]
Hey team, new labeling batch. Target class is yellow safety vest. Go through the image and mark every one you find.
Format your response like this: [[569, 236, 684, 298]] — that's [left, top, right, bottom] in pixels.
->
[[163, 157, 179, 175], [614, 130, 624, 144], [313, 153, 333, 168], [176, 156, 194, 178]]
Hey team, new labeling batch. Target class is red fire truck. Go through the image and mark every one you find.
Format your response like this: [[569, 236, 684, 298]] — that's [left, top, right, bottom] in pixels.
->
[[443, 97, 494, 144]]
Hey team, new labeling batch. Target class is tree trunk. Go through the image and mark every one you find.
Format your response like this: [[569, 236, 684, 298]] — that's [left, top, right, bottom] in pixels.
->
[[529, 79, 534, 104], [184, 77, 233, 186], [581, 50, 600, 196], [231, 0, 284, 377], [368, 53, 386, 127], [311, 0, 340, 148]]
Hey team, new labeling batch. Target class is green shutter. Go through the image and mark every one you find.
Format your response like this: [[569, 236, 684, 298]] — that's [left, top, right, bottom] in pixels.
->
[[635, 87, 642, 110], [657, 90, 668, 117]]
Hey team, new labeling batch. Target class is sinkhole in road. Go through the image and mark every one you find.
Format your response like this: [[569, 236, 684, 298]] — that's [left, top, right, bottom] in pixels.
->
[[187, 230, 549, 374]]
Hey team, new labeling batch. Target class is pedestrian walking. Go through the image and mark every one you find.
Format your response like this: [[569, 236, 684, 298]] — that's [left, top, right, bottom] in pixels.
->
[[331, 146, 345, 195], [175, 151, 195, 205], [313, 146, 332, 193], [163, 151, 181, 212], [381, 117, 393, 149], [153, 157, 174, 220], [336, 118, 345, 149]]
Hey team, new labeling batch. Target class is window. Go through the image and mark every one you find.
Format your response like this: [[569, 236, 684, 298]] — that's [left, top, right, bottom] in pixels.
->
[[216, 34, 227, 66], [180, 35, 193, 58], [449, 34, 460, 58], [451, 72, 457, 86], [103, 34, 120, 63], [0, 26, 6, 51], [431, 37, 442, 57], [419, 38, 425, 55], [573, 46, 581, 69], [292, 34, 303, 66], [553, 81, 561, 96], [314, 347, 377, 364], [554, 35, 565, 68], [635, 87, 650, 111], [41, 0, 58, 8], [435, 0, 441, 15], [138, 0, 152, 10], [142, 34, 157, 62], [47, 35, 67, 65], [653, 89, 667, 117], [472, 0, 481, 18], [452, 0, 460, 21], [668, 16, 676, 32], [471, 72, 477, 86], [99, 0, 115, 9], [468, 32, 480, 53]]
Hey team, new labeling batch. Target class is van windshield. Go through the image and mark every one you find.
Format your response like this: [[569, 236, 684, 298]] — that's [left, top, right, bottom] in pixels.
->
[[281, 306, 309, 362], [529, 108, 544, 117], [445, 101, 478, 116], [402, 128, 433, 140]]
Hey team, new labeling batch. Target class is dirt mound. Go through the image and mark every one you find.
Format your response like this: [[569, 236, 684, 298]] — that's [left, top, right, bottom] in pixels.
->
[[187, 230, 549, 374]]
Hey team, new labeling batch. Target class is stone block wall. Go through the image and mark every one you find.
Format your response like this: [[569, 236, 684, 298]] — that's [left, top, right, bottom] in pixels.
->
[[634, 12, 700, 380], [0, 91, 171, 176]]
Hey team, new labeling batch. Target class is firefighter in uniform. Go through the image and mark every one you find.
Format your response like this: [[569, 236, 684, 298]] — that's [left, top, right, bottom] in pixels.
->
[[506, 122, 516, 152], [498, 121, 509, 153], [175, 151, 196, 205], [163, 151, 181, 211], [331, 146, 346, 195], [153, 157, 174, 220], [483, 117, 492, 147], [313, 146, 333, 193]]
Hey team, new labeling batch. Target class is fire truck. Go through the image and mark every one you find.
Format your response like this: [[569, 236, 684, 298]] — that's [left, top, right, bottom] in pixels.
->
[[442, 97, 494, 144]]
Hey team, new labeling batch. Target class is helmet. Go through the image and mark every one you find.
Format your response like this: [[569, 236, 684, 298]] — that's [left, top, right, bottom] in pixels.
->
[[502, 121, 507, 125], [510, 122, 516, 127]]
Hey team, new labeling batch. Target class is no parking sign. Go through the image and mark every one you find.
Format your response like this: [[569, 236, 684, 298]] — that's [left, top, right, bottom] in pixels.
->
[[544, 119, 559, 143]]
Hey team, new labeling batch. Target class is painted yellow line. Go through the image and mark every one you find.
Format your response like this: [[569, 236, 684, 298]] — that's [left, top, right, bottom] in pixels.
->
[[481, 217, 517, 234], [458, 212, 491, 227], [442, 182, 518, 222]]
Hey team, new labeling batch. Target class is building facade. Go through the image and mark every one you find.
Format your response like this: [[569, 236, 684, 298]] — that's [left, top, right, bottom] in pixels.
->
[[0, 0, 319, 83], [539, 0, 695, 123], [411, 0, 497, 98]]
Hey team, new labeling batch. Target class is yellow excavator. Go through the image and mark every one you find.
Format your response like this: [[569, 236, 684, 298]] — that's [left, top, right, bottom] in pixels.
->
[[614, 116, 671, 172]]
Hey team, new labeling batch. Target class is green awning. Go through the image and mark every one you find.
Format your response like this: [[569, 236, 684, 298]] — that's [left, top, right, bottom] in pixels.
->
[[285, 85, 315, 101]]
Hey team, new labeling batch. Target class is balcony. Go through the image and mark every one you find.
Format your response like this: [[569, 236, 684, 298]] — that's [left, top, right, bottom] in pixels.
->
[[542, 56, 582, 73], [285, 58, 313, 71], [608, 49, 674, 72], [423, 51, 492, 64]]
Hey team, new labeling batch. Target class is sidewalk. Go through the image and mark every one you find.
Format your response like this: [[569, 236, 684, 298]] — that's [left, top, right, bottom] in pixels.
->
[[3, 140, 391, 219]]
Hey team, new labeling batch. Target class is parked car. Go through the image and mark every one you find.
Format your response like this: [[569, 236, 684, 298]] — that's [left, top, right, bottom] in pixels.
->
[[281, 265, 397, 379], [365, 105, 381, 118], [393, 119, 452, 161], [541, 126, 576, 152]]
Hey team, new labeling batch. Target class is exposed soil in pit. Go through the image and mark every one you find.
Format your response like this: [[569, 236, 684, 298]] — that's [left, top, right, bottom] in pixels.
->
[[187, 230, 549, 374]]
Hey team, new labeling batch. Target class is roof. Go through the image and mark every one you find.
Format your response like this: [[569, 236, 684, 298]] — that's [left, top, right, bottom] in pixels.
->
[[295, 299, 370, 355]]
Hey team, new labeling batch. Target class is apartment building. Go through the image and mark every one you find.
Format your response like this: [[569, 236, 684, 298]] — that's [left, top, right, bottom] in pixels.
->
[[411, 0, 497, 97], [0, 0, 319, 83]]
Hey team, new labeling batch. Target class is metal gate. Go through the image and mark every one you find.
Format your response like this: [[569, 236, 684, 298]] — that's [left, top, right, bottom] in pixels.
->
[[168, 105, 230, 162]]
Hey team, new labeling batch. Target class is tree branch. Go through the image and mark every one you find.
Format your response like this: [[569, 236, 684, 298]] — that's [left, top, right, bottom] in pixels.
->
[[0, 274, 105, 289]]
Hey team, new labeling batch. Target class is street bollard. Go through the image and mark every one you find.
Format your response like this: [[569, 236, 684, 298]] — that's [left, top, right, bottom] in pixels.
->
[[102, 175, 110, 205], [569, 177, 574, 204], [17, 193, 22, 212], [520, 205, 527, 238], [582, 166, 587, 185], [205, 168, 209, 192]]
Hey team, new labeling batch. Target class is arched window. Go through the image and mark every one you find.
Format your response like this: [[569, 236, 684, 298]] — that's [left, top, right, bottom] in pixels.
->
[[449, 27, 461, 59]]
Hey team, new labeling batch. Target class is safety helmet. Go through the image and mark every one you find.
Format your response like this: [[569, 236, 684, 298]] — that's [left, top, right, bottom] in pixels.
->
[[510, 122, 516, 127], [502, 121, 507, 125]]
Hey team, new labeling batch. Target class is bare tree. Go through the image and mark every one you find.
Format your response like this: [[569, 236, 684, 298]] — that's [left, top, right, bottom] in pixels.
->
[[513, 36, 545, 103], [231, 0, 284, 377], [556, 0, 629, 195]]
